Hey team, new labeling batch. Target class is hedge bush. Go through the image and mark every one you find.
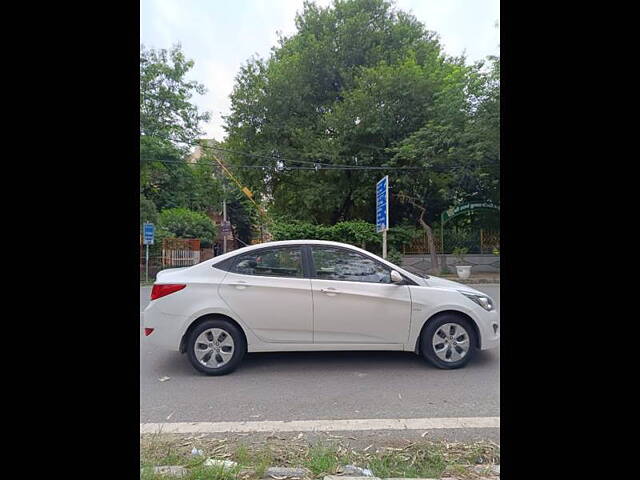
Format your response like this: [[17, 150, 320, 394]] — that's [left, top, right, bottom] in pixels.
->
[[158, 208, 217, 248], [270, 220, 419, 256]]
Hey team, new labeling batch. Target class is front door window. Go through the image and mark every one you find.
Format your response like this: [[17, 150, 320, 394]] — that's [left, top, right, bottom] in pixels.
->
[[312, 247, 391, 283]]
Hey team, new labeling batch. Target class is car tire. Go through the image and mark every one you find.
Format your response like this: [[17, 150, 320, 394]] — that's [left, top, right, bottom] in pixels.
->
[[186, 318, 246, 376], [421, 313, 477, 369]]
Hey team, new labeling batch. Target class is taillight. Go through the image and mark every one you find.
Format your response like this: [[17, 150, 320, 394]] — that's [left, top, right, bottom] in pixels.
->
[[144, 328, 154, 336], [151, 284, 186, 300]]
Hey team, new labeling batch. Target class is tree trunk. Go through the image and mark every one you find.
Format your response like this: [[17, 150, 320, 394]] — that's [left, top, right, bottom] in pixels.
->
[[418, 216, 439, 273], [397, 192, 439, 273]]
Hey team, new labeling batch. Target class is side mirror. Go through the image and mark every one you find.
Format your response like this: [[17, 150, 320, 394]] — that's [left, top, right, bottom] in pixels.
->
[[390, 270, 404, 284]]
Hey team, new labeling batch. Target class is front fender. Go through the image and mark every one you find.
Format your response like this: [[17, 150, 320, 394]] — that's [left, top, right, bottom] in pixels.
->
[[405, 287, 486, 351]]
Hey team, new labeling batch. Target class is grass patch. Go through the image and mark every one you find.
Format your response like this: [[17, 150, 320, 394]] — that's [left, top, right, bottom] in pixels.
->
[[366, 447, 447, 479], [251, 446, 275, 478], [140, 434, 499, 479], [141, 465, 241, 480], [304, 445, 340, 475]]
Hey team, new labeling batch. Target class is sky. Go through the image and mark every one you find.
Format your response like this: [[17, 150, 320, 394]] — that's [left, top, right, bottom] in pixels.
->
[[140, 0, 500, 142]]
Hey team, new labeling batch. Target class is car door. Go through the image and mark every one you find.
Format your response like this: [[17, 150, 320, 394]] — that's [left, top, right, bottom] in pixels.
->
[[309, 246, 412, 344], [219, 246, 313, 343]]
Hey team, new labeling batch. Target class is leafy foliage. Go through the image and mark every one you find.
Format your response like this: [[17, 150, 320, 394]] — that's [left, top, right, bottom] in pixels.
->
[[140, 193, 158, 227], [452, 246, 469, 264], [158, 208, 217, 247], [386, 249, 403, 266], [140, 44, 223, 217], [140, 44, 210, 144], [270, 220, 418, 255], [224, 0, 499, 229]]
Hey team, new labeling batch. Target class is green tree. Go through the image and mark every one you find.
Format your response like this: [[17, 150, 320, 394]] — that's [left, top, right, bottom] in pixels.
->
[[226, 192, 256, 245], [158, 208, 217, 247], [140, 44, 210, 144], [223, 0, 496, 230], [140, 193, 158, 226], [140, 44, 214, 211], [391, 55, 500, 227]]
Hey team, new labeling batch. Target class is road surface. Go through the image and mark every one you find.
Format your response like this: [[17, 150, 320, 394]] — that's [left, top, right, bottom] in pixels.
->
[[140, 284, 500, 442]]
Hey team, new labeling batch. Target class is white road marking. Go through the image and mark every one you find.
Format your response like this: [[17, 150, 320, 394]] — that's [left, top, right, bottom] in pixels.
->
[[140, 416, 499, 434]]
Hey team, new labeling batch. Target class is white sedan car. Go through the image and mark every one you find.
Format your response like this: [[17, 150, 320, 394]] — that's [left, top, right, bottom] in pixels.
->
[[142, 240, 499, 375]]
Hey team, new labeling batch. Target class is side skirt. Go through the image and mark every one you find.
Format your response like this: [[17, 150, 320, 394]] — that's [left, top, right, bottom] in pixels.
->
[[247, 343, 407, 353]]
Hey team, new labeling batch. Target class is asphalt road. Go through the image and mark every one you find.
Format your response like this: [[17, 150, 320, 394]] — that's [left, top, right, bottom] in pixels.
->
[[140, 284, 499, 440]]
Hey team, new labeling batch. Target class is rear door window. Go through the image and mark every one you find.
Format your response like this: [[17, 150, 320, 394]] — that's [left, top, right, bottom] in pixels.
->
[[231, 247, 304, 278]]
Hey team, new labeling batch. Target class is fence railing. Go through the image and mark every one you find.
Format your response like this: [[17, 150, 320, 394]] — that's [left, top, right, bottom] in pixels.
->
[[403, 229, 500, 255], [162, 249, 200, 267], [141, 248, 219, 281]]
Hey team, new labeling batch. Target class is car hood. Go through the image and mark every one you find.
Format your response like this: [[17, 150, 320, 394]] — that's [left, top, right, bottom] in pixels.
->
[[422, 275, 483, 294]]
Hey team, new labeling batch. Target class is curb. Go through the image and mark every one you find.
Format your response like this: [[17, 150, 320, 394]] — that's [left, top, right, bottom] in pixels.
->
[[326, 477, 499, 480], [149, 466, 501, 479]]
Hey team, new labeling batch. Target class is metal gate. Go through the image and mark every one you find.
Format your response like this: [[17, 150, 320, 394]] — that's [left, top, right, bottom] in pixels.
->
[[162, 238, 201, 267]]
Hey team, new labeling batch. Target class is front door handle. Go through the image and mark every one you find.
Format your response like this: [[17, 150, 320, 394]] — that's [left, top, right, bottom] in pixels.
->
[[230, 281, 250, 290], [320, 288, 340, 296]]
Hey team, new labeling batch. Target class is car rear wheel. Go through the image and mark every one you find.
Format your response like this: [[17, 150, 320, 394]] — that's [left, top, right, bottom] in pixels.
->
[[421, 313, 477, 369], [186, 319, 246, 375]]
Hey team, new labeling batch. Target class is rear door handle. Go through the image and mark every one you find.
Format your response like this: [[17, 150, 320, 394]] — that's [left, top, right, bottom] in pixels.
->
[[320, 288, 340, 296]]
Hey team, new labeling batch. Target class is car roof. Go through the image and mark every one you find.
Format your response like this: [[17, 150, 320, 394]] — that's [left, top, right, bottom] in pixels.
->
[[239, 239, 356, 247], [203, 239, 426, 284], [215, 239, 369, 254]]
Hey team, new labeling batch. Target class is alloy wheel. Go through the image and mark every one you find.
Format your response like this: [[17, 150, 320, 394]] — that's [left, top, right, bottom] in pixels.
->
[[432, 322, 470, 362], [194, 328, 235, 368]]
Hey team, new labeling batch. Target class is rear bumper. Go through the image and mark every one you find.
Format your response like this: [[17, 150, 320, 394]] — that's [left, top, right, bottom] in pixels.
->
[[142, 304, 188, 351]]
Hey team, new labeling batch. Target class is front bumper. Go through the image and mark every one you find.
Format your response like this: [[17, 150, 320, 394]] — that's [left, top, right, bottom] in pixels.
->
[[475, 307, 500, 350]]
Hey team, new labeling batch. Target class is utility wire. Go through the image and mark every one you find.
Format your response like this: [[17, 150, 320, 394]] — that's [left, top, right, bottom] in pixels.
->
[[142, 136, 495, 171], [142, 135, 400, 168], [141, 157, 425, 171]]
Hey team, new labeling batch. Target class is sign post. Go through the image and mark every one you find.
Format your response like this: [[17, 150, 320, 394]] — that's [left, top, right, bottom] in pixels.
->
[[221, 220, 232, 239], [376, 175, 389, 259], [143, 222, 155, 283]]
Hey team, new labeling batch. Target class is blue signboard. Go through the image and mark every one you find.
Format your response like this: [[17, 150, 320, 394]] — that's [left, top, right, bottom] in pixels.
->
[[376, 175, 389, 233], [143, 222, 155, 245]]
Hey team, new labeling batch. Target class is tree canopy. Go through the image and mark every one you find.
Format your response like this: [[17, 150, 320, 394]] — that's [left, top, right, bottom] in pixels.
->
[[140, 44, 257, 242], [139, 0, 500, 254], [140, 44, 218, 215], [223, 0, 499, 228]]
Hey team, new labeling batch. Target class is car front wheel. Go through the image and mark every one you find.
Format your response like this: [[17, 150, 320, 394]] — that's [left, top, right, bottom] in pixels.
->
[[186, 319, 246, 375], [421, 314, 477, 369]]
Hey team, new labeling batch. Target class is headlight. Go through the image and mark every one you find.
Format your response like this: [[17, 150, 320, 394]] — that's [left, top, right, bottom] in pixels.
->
[[459, 291, 495, 311]]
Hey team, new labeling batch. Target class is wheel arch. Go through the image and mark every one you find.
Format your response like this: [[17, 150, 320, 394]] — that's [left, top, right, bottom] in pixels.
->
[[179, 313, 248, 354], [414, 310, 481, 354]]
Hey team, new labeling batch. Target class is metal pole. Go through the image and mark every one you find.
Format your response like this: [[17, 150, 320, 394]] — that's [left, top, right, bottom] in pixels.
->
[[383, 175, 389, 259], [441, 213, 445, 255], [145, 244, 149, 283], [382, 230, 387, 259], [222, 182, 227, 254]]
